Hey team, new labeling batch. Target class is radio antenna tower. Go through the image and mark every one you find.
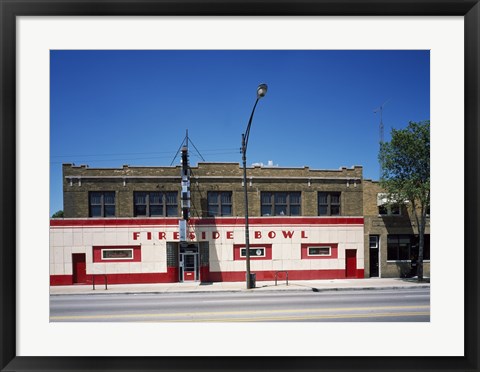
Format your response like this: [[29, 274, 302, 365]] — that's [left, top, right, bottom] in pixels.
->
[[170, 129, 205, 166], [374, 99, 390, 179]]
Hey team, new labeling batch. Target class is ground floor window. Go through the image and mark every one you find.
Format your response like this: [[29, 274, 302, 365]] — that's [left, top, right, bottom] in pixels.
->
[[387, 234, 430, 261], [307, 247, 331, 256], [240, 247, 266, 258], [102, 248, 133, 260], [93, 245, 141, 262], [234, 244, 272, 260], [301, 243, 338, 259]]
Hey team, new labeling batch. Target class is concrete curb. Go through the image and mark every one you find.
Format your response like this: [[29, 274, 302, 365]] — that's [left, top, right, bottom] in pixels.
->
[[50, 283, 430, 296]]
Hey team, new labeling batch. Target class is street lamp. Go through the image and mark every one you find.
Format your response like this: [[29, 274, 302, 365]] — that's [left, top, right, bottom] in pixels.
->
[[242, 83, 268, 289]]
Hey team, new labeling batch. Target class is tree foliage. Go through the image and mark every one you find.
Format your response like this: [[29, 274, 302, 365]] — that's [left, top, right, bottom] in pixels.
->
[[51, 210, 64, 218], [379, 120, 430, 281]]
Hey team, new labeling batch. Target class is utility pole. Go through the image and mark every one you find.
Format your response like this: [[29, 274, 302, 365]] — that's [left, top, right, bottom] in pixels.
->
[[179, 145, 190, 244]]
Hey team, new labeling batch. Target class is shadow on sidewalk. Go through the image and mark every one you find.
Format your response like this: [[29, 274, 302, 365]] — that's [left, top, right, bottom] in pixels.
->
[[399, 277, 430, 284]]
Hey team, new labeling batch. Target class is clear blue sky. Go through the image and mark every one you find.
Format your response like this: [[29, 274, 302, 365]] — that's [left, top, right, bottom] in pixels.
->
[[50, 50, 430, 215]]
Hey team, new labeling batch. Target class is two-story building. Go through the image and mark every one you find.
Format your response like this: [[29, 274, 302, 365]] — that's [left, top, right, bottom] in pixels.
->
[[50, 162, 365, 285], [363, 180, 430, 278]]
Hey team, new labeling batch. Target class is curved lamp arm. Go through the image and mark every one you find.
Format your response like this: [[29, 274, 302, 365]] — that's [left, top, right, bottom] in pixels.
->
[[242, 83, 268, 153]]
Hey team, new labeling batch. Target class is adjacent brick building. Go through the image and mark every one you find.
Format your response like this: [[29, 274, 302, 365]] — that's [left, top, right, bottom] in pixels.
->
[[363, 180, 430, 278]]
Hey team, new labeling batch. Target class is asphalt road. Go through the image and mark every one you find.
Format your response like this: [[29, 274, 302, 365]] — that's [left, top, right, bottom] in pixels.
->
[[50, 288, 430, 322]]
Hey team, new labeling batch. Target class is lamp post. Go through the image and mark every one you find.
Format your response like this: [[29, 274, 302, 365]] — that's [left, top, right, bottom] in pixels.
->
[[242, 83, 268, 289]]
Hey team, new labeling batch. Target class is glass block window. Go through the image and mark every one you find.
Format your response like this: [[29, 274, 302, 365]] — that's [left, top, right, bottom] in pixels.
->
[[200, 242, 210, 267], [166, 242, 179, 267]]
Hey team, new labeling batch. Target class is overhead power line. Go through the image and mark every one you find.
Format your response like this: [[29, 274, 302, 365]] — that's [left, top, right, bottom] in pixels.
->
[[51, 148, 238, 159]]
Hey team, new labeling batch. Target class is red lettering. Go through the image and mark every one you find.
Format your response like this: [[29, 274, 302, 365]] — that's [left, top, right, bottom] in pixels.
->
[[173, 232, 179, 240], [212, 231, 220, 239], [268, 231, 276, 239], [226, 231, 234, 239], [147, 232, 152, 240], [202, 232, 206, 240], [282, 231, 294, 239], [189, 232, 196, 240], [133, 232, 140, 240], [158, 232, 166, 240], [255, 231, 262, 239], [301, 231, 308, 239]]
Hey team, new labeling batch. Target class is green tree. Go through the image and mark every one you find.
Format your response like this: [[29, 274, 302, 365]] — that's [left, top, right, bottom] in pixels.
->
[[51, 210, 64, 218], [379, 120, 430, 282]]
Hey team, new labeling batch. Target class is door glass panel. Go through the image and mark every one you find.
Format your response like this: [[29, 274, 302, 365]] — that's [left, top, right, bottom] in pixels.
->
[[184, 254, 195, 271]]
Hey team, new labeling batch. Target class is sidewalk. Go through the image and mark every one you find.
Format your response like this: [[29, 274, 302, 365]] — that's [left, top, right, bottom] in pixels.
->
[[50, 277, 430, 296]]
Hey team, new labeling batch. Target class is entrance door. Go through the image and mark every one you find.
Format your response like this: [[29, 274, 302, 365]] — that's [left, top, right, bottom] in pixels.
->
[[345, 249, 357, 278], [179, 243, 200, 282], [72, 253, 87, 284], [369, 235, 379, 277], [182, 253, 197, 281]]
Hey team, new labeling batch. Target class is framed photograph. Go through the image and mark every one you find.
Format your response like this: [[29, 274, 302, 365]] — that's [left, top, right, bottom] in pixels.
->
[[1, 1, 478, 371]]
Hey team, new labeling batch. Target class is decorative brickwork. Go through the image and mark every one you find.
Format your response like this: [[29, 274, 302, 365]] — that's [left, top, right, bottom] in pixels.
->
[[63, 163, 364, 219]]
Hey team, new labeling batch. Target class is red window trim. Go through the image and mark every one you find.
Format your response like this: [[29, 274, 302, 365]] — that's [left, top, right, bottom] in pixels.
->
[[301, 243, 338, 259], [93, 245, 142, 263], [233, 244, 272, 260]]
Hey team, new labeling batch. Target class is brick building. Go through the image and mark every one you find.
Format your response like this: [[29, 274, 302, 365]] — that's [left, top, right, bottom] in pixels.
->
[[50, 162, 365, 285], [363, 180, 430, 278]]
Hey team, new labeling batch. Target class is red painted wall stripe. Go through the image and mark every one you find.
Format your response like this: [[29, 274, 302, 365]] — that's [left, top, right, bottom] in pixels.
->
[[50, 268, 179, 286], [50, 275, 73, 286], [50, 216, 364, 228], [50, 268, 365, 286]]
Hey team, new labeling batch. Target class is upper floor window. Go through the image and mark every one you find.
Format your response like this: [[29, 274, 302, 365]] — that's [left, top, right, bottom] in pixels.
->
[[261, 192, 301, 216], [377, 193, 401, 216], [318, 192, 341, 216], [89, 191, 115, 217], [207, 191, 232, 217], [134, 192, 178, 217]]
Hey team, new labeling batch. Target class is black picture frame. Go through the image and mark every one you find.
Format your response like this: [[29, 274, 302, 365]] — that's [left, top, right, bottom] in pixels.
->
[[1, 1, 478, 371]]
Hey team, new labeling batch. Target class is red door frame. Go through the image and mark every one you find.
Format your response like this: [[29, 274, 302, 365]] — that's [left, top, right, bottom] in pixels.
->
[[72, 253, 87, 284], [345, 249, 357, 278]]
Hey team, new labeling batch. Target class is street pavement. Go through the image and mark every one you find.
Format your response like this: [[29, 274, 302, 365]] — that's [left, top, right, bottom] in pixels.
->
[[50, 277, 430, 296]]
